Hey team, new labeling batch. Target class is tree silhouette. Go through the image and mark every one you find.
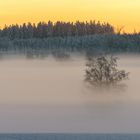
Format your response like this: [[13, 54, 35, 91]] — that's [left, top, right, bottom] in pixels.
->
[[85, 55, 129, 87], [0, 21, 114, 40]]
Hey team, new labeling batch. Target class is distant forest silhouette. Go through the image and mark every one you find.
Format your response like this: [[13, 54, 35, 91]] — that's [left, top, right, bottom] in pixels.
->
[[0, 21, 114, 39], [0, 20, 140, 54]]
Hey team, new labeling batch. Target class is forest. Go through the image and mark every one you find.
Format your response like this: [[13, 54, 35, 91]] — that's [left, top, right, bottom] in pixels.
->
[[0, 21, 140, 54], [0, 21, 114, 39]]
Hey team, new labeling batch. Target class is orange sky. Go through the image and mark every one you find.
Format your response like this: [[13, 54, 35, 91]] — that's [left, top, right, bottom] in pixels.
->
[[0, 0, 140, 33]]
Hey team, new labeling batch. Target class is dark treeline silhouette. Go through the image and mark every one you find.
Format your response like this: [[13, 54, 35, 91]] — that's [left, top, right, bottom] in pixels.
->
[[0, 20, 140, 55], [0, 34, 140, 54], [0, 21, 114, 40]]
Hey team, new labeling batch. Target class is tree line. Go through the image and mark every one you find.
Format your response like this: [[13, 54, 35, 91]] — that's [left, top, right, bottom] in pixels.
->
[[0, 34, 140, 53], [0, 21, 114, 40]]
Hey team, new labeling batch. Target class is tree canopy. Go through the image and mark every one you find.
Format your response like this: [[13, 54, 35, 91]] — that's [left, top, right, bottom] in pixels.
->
[[0, 21, 114, 40]]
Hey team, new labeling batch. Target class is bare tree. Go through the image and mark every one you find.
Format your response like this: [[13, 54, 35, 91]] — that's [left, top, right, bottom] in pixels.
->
[[85, 55, 129, 87]]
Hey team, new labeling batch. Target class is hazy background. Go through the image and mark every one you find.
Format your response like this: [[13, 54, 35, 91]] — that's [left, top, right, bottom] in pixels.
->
[[0, 0, 140, 32], [0, 55, 140, 133]]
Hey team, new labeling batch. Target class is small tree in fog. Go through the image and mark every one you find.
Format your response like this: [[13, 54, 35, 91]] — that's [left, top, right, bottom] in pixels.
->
[[85, 55, 129, 87]]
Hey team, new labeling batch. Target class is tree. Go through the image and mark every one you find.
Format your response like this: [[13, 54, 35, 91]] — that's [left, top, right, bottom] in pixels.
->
[[85, 55, 129, 87]]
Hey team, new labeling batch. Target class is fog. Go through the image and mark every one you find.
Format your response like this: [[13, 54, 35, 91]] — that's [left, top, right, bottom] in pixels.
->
[[0, 54, 140, 133]]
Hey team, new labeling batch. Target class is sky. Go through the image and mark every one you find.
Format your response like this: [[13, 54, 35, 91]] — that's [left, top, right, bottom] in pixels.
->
[[0, 0, 140, 33]]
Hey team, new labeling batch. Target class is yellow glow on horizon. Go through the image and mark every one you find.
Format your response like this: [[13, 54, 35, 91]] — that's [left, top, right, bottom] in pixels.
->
[[0, 0, 140, 33]]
